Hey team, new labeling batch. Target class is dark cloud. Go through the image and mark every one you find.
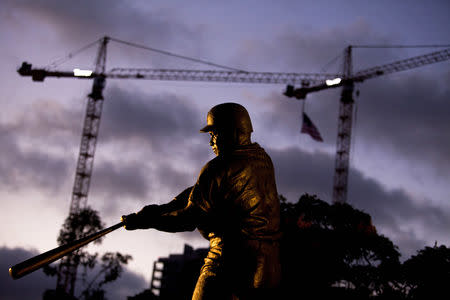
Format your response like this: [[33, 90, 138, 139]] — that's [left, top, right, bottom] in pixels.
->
[[348, 170, 450, 258], [90, 157, 198, 218], [1, 0, 207, 69], [91, 160, 151, 201], [0, 121, 72, 194], [0, 99, 81, 189], [268, 146, 450, 258], [101, 85, 203, 148], [100, 267, 148, 300], [0, 246, 147, 300], [269, 147, 334, 202], [354, 72, 450, 176], [153, 161, 196, 193], [0, 246, 54, 300], [231, 19, 396, 72]]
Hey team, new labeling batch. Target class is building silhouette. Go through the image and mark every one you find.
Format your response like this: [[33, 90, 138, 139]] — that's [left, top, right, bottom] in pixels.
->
[[149, 244, 208, 300]]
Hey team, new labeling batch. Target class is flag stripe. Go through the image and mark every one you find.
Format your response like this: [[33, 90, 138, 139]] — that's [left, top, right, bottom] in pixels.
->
[[301, 113, 323, 142]]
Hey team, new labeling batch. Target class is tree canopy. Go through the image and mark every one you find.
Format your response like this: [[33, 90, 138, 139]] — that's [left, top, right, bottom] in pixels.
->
[[43, 206, 132, 300], [280, 194, 439, 299]]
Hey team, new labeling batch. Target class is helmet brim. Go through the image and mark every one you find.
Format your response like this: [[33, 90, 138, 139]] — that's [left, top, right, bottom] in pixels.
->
[[199, 125, 214, 133]]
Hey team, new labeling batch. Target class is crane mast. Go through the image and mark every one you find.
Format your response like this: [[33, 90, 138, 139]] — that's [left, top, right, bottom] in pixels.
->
[[333, 46, 354, 203], [56, 37, 109, 295], [70, 36, 108, 213]]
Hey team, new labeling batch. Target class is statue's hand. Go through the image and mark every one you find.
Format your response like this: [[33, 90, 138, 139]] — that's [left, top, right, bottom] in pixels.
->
[[121, 213, 140, 230], [122, 205, 162, 230]]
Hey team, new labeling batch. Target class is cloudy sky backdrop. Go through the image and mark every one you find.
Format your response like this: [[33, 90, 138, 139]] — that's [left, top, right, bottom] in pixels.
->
[[1, 1, 449, 299]]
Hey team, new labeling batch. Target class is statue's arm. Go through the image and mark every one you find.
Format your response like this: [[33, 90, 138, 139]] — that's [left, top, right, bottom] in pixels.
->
[[152, 200, 202, 232], [122, 186, 202, 232], [158, 186, 193, 214]]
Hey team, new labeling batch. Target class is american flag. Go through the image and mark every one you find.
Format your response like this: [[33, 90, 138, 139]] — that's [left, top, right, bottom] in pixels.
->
[[301, 112, 323, 142]]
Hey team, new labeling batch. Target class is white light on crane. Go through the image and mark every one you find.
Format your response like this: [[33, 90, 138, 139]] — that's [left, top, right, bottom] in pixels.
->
[[326, 77, 342, 86], [73, 68, 93, 77]]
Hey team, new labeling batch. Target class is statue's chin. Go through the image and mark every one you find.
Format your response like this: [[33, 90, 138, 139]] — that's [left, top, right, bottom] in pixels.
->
[[212, 146, 219, 156]]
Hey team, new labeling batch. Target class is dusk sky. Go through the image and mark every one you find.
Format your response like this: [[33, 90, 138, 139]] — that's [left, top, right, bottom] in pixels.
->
[[1, 1, 450, 299]]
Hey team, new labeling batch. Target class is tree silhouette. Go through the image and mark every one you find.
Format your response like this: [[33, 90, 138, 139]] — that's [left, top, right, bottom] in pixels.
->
[[279, 194, 402, 299], [399, 244, 450, 299], [43, 207, 132, 300]]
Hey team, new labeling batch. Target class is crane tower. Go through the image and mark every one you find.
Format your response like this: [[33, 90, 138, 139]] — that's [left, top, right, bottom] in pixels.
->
[[333, 46, 354, 203], [56, 37, 109, 295]]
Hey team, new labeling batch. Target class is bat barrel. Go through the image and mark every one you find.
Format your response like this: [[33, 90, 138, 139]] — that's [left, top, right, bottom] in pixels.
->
[[9, 222, 123, 280]]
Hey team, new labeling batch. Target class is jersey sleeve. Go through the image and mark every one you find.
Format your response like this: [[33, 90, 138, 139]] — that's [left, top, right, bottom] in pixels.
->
[[188, 160, 222, 215]]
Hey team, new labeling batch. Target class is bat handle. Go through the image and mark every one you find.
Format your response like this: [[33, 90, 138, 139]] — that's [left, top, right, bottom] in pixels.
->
[[9, 222, 124, 280]]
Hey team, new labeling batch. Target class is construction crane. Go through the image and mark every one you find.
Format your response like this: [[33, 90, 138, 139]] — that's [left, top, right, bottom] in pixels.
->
[[17, 36, 450, 294], [16, 36, 340, 296], [283, 46, 450, 203], [61, 37, 108, 296]]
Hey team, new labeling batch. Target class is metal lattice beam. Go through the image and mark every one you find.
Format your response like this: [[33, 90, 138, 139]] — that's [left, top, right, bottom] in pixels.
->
[[353, 48, 450, 82], [107, 68, 340, 85]]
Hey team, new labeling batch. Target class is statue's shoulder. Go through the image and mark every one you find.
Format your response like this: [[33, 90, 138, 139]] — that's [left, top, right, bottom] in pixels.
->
[[199, 156, 225, 177]]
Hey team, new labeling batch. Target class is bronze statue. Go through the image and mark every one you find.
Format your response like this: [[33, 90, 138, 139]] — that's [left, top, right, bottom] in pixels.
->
[[122, 103, 281, 300]]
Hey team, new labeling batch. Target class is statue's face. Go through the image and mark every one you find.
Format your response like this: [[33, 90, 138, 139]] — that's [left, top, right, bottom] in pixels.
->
[[209, 131, 220, 156], [209, 129, 235, 156]]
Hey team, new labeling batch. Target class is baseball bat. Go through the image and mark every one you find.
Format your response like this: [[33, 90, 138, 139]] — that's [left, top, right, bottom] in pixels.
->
[[9, 221, 124, 280]]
